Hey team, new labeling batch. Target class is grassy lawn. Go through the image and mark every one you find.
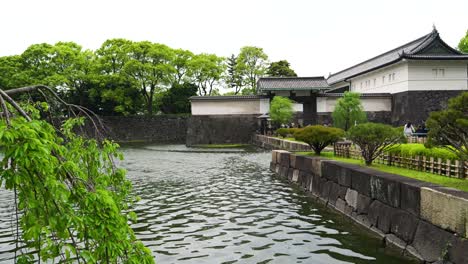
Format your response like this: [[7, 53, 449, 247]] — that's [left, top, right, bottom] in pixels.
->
[[297, 151, 468, 192]]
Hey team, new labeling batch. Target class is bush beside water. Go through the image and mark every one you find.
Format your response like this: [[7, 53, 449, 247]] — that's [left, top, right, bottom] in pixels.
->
[[386, 143, 459, 161]]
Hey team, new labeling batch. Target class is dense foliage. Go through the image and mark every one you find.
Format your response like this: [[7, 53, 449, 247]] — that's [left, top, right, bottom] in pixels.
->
[[347, 123, 404, 165], [0, 102, 153, 263], [386, 143, 459, 161], [160, 82, 198, 114], [267, 60, 297, 77], [332, 92, 367, 131], [269, 96, 294, 125], [426, 91, 468, 161], [275, 127, 300, 138], [294, 125, 344, 155], [459, 30, 468, 53], [0, 41, 288, 115]]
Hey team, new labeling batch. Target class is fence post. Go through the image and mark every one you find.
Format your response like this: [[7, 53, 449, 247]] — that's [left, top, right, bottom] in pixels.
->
[[446, 159, 451, 177], [437, 158, 442, 175]]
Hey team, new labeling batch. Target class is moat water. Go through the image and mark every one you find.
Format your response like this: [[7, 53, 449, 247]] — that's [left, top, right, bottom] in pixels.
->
[[0, 144, 414, 263]]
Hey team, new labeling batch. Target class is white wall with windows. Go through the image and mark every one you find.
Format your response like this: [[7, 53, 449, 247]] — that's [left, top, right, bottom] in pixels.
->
[[346, 60, 468, 94], [191, 98, 270, 115], [407, 60, 468, 91], [348, 62, 409, 94]]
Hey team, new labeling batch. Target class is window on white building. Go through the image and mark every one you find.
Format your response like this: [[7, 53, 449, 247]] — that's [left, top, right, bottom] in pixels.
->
[[382, 76, 385, 83], [392, 73, 395, 81], [439, 69, 445, 77], [374, 79, 376, 86]]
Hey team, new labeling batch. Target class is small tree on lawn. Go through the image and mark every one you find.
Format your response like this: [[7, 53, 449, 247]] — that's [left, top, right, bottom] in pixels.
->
[[332, 92, 367, 131], [270, 96, 294, 125], [294, 125, 344, 155], [426, 92, 468, 161], [347, 123, 404, 165]]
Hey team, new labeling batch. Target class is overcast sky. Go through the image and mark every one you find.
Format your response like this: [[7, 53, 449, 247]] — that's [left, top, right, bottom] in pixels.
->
[[1, 0, 467, 77]]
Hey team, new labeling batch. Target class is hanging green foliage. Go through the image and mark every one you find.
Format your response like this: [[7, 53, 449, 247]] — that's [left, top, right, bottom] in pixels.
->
[[0, 88, 154, 263]]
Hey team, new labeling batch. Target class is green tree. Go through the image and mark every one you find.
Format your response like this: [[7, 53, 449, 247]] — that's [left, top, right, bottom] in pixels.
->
[[123, 41, 175, 115], [426, 91, 468, 161], [270, 96, 294, 125], [237, 46, 268, 94], [267, 60, 297, 77], [458, 30, 468, 53], [189, 53, 225, 96], [0, 87, 154, 263], [347, 123, 403, 165], [172, 48, 194, 85], [160, 82, 198, 114], [0, 55, 28, 89], [224, 54, 243, 94], [294, 126, 344, 155], [332, 91, 367, 131], [94, 38, 143, 115]]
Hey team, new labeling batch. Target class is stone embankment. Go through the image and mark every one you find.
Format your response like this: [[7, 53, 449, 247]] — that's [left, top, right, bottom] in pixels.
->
[[253, 134, 311, 151], [271, 150, 468, 264]]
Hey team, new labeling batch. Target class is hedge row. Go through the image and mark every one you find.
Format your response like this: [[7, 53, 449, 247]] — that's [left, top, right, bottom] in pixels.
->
[[386, 143, 458, 161]]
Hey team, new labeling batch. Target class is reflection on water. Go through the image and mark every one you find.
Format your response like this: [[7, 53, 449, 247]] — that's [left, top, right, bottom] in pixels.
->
[[0, 144, 413, 263]]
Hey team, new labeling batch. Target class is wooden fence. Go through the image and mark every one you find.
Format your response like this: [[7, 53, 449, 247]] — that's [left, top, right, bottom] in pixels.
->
[[334, 142, 468, 179]]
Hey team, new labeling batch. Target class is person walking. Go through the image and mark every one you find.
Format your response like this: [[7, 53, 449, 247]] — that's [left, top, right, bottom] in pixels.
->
[[403, 122, 415, 137]]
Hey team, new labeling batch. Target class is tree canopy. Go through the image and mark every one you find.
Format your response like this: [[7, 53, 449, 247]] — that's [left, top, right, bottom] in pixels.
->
[[426, 91, 468, 161], [332, 92, 367, 131], [267, 60, 297, 77], [270, 96, 294, 125], [1, 39, 276, 115], [458, 30, 468, 53]]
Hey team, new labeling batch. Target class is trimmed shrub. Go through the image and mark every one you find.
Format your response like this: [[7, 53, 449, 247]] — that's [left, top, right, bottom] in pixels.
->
[[275, 128, 300, 138], [275, 128, 289, 138], [347, 123, 404, 165], [294, 125, 344, 155]]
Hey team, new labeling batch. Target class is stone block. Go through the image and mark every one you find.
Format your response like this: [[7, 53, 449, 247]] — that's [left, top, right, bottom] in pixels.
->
[[312, 173, 322, 196], [271, 151, 278, 164], [368, 200, 393, 233], [295, 155, 306, 171], [345, 189, 359, 209], [280, 166, 289, 178], [292, 169, 299, 182], [328, 182, 341, 206], [353, 214, 372, 228], [319, 180, 332, 202], [370, 174, 401, 208], [412, 220, 456, 263], [321, 161, 339, 183], [385, 234, 407, 254], [404, 245, 425, 263], [287, 168, 294, 181], [356, 194, 372, 214], [270, 162, 275, 171], [448, 236, 468, 264], [301, 172, 313, 191], [309, 157, 322, 177], [289, 154, 296, 168], [390, 208, 419, 243], [369, 226, 386, 241], [400, 179, 427, 217], [344, 205, 354, 215], [350, 168, 371, 196], [279, 151, 290, 167], [335, 198, 346, 213], [368, 200, 380, 227], [275, 164, 280, 174], [338, 186, 348, 200], [420, 187, 468, 238]]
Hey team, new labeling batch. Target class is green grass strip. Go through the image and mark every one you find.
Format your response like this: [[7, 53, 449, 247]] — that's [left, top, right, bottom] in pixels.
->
[[296, 151, 468, 192], [193, 144, 250, 148]]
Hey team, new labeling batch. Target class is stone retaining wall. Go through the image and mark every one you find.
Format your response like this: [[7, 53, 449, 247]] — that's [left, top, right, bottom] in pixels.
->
[[252, 134, 311, 151], [186, 115, 259, 146], [270, 150, 468, 264], [84, 116, 188, 143]]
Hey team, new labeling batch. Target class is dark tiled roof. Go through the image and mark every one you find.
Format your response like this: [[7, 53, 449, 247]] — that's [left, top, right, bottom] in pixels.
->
[[317, 93, 391, 98], [189, 95, 267, 101], [258, 77, 330, 91], [327, 28, 468, 85]]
